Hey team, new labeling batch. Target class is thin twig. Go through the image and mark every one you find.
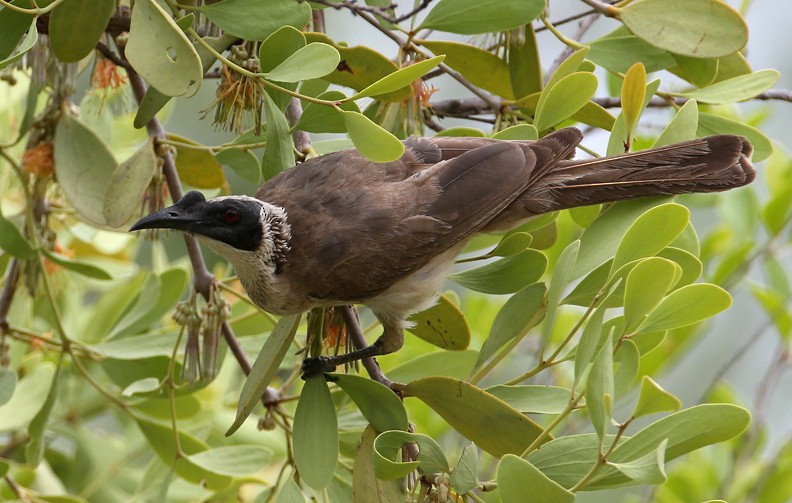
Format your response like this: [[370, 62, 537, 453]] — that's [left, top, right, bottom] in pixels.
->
[[339, 305, 393, 388]]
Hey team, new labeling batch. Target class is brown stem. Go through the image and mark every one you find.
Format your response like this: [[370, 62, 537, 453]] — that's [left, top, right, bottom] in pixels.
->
[[339, 305, 393, 388]]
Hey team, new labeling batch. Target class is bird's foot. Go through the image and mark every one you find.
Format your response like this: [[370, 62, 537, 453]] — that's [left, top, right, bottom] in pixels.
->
[[301, 356, 338, 379]]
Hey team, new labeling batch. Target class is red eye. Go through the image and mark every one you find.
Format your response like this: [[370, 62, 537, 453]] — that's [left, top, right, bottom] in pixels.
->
[[224, 209, 240, 223]]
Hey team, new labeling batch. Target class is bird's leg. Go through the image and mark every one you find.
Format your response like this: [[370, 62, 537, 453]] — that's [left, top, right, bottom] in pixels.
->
[[301, 311, 404, 379]]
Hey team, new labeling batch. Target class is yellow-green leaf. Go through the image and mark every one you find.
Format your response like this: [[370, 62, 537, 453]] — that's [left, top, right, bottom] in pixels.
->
[[342, 111, 405, 162]]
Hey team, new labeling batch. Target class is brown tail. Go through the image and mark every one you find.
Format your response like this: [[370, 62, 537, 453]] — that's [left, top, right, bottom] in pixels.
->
[[488, 135, 755, 229]]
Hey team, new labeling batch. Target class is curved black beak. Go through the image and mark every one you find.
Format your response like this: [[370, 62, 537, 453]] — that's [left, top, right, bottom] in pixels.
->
[[129, 190, 207, 233]]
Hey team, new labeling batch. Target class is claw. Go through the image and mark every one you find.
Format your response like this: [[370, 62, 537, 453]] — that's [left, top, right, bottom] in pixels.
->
[[301, 356, 338, 379]]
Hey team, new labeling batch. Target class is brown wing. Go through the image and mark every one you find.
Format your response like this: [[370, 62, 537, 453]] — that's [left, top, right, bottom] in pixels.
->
[[257, 130, 582, 302]]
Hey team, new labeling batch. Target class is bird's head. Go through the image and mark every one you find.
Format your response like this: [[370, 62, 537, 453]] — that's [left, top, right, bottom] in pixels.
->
[[129, 190, 291, 272]]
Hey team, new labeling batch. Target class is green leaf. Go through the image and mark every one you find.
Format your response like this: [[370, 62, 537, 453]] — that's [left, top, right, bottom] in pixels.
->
[[671, 69, 779, 104], [264, 43, 340, 83], [508, 25, 542, 98], [621, 63, 647, 134], [637, 283, 732, 333], [491, 125, 538, 141], [614, 339, 640, 395], [295, 90, 359, 134], [103, 139, 158, 227], [0, 19, 36, 71], [168, 133, 226, 188], [215, 147, 261, 186], [607, 78, 661, 155], [293, 376, 338, 490], [49, 0, 114, 62], [197, 0, 312, 41], [0, 369, 16, 406], [126, 0, 202, 97], [25, 359, 61, 466], [488, 232, 533, 256], [276, 477, 306, 503], [387, 349, 478, 383], [41, 248, 112, 280], [404, 377, 546, 457], [133, 414, 232, 490], [574, 306, 605, 388], [353, 427, 405, 501], [590, 404, 750, 488], [353, 56, 444, 99], [419, 40, 513, 98], [419, 0, 546, 34], [303, 32, 410, 102], [545, 47, 590, 90], [451, 444, 479, 495], [486, 385, 573, 414], [227, 314, 301, 436], [541, 241, 579, 346], [54, 112, 117, 226], [0, 0, 34, 61], [619, 0, 748, 58], [435, 127, 486, 137], [188, 445, 272, 476], [573, 198, 670, 279], [372, 430, 449, 480], [607, 438, 667, 485], [0, 208, 34, 259], [611, 203, 690, 276], [331, 373, 408, 432], [89, 332, 180, 359], [587, 332, 614, 441], [633, 376, 682, 418], [342, 111, 405, 162], [534, 72, 598, 131], [673, 54, 719, 87], [110, 269, 187, 337], [653, 98, 698, 147], [588, 34, 676, 73], [623, 258, 679, 333], [476, 283, 546, 370], [262, 92, 296, 179], [450, 250, 547, 294], [407, 294, 470, 350], [698, 112, 773, 162], [0, 363, 56, 432], [497, 455, 575, 503]]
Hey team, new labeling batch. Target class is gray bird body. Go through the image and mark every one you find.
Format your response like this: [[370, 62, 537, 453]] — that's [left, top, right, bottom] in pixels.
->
[[130, 127, 755, 372]]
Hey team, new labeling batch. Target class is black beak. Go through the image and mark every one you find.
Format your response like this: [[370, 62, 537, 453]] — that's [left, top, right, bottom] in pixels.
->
[[129, 190, 207, 233]]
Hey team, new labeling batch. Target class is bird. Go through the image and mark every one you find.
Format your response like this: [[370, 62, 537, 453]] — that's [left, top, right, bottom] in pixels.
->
[[130, 127, 755, 376]]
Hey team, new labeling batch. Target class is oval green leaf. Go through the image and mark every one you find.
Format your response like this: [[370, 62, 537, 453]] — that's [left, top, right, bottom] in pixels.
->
[[633, 376, 682, 418], [331, 373, 408, 432], [54, 113, 117, 226], [498, 455, 575, 503], [698, 112, 773, 162], [419, 40, 513, 98], [352, 56, 444, 99], [611, 203, 690, 276], [126, 0, 202, 97], [227, 314, 301, 436], [486, 385, 573, 415], [342, 111, 405, 162], [188, 445, 273, 476], [407, 294, 470, 350], [293, 376, 338, 490], [103, 140, 158, 227], [197, 0, 311, 41], [623, 257, 679, 333], [450, 249, 547, 295], [619, 0, 748, 58], [404, 377, 546, 457], [42, 248, 112, 280], [264, 43, 340, 83], [534, 72, 598, 131], [49, 0, 114, 62], [637, 283, 732, 333], [671, 69, 779, 104], [419, 0, 546, 35]]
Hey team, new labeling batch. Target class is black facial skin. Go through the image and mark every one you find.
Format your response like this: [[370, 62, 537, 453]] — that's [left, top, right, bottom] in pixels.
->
[[129, 191, 264, 251]]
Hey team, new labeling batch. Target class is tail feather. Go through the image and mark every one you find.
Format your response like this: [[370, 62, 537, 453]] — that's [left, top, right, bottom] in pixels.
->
[[486, 135, 755, 230]]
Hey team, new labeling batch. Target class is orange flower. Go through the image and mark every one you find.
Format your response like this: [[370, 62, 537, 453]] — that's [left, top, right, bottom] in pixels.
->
[[91, 58, 128, 90], [22, 142, 54, 178]]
